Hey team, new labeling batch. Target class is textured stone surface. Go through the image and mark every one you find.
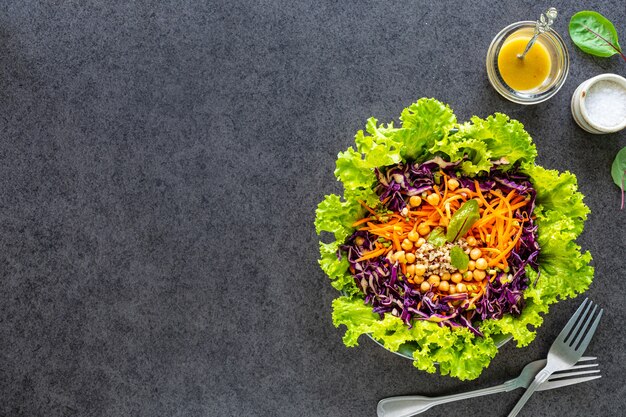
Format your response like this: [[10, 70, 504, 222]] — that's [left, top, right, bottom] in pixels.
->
[[0, 1, 624, 416]]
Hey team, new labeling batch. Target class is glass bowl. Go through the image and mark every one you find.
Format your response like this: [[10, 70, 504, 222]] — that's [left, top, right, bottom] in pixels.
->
[[486, 21, 569, 105]]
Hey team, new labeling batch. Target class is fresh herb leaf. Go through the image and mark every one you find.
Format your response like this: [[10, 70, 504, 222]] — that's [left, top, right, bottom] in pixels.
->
[[611, 147, 626, 210], [569, 11, 626, 62], [450, 246, 469, 270], [427, 227, 447, 247], [446, 199, 480, 242]]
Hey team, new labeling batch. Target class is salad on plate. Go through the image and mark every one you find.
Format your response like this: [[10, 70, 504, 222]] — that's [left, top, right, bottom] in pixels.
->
[[315, 99, 593, 380]]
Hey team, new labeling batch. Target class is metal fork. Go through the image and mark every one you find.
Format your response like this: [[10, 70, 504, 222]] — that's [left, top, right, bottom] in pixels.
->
[[507, 298, 603, 417], [376, 357, 600, 417]]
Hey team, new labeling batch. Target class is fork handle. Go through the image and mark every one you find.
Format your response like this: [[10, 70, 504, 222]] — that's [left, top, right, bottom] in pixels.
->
[[507, 369, 552, 417], [377, 380, 516, 417]]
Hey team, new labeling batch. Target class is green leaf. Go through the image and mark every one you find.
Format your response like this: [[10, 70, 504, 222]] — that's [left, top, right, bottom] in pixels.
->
[[331, 296, 497, 380], [446, 199, 480, 242], [569, 11, 625, 60], [398, 98, 457, 161], [522, 164, 590, 222], [611, 147, 626, 209], [319, 241, 359, 295], [450, 246, 469, 270], [427, 227, 447, 247], [354, 118, 404, 167], [314, 194, 363, 241], [334, 147, 377, 192], [436, 114, 537, 175]]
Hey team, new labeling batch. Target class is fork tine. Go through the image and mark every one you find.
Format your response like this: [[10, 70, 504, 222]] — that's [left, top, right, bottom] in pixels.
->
[[578, 356, 597, 362], [575, 308, 603, 353], [559, 298, 590, 344], [538, 375, 601, 392], [549, 369, 600, 379], [554, 363, 599, 372], [570, 304, 598, 348]]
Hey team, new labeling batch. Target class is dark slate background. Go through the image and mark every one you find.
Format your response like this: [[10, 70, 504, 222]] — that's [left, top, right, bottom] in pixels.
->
[[0, 1, 624, 416]]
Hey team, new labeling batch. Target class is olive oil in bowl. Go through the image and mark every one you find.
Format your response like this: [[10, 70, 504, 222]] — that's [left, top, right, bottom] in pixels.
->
[[498, 37, 551, 91]]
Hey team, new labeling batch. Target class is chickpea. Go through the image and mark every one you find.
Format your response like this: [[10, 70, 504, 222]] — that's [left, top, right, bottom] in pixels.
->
[[451, 272, 463, 284], [426, 193, 440, 206], [470, 248, 482, 260], [417, 223, 431, 236], [468, 260, 476, 271], [447, 178, 460, 191], [466, 236, 477, 246], [415, 237, 426, 248], [406, 264, 416, 276], [401, 239, 413, 251], [393, 251, 406, 263], [428, 275, 440, 286], [473, 269, 486, 281], [400, 207, 409, 216], [409, 196, 422, 207], [413, 275, 425, 284], [420, 281, 431, 292], [407, 230, 420, 242], [475, 258, 488, 270], [463, 271, 474, 281], [456, 283, 467, 293], [438, 281, 450, 292], [448, 285, 456, 294], [414, 264, 427, 276], [405, 253, 416, 263], [441, 272, 451, 281]]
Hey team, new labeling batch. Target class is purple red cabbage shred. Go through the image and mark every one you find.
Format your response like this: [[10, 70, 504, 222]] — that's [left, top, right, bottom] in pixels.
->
[[340, 158, 540, 337]]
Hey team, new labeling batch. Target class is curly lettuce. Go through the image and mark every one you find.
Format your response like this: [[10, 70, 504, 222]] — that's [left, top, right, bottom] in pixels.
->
[[315, 98, 593, 380]]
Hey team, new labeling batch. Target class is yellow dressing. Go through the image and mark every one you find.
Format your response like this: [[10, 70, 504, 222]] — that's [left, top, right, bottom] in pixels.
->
[[497, 37, 551, 91]]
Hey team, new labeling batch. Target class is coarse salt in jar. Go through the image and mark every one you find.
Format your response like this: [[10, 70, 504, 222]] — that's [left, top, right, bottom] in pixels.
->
[[571, 73, 626, 134]]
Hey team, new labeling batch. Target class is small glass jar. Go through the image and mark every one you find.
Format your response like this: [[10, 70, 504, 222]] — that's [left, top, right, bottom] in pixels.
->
[[486, 21, 569, 105], [571, 73, 626, 134]]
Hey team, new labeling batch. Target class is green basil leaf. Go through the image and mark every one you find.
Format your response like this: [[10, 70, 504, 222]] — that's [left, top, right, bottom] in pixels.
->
[[611, 147, 626, 209], [569, 11, 625, 59], [446, 199, 480, 242], [450, 246, 469, 270], [427, 227, 447, 247]]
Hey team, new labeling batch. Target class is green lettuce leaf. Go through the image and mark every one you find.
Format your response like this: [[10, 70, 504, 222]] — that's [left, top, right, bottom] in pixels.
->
[[319, 241, 358, 295], [398, 98, 457, 160], [315, 194, 363, 242], [523, 164, 590, 223], [434, 113, 537, 175], [332, 296, 497, 380]]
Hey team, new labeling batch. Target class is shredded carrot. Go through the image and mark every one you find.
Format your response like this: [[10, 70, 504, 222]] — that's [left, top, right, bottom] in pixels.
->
[[392, 233, 401, 251], [355, 247, 387, 262], [488, 225, 524, 266], [351, 217, 372, 227]]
